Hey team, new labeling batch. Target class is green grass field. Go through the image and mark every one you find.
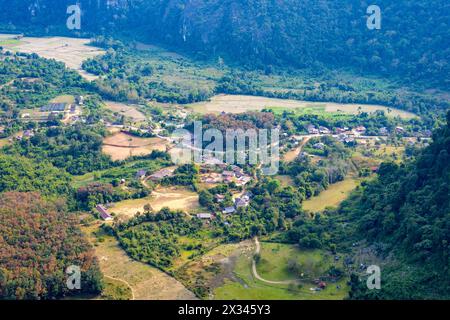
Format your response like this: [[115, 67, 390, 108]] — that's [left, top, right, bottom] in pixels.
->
[[71, 158, 169, 188], [99, 277, 133, 300], [0, 39, 21, 46], [302, 177, 361, 213], [214, 242, 349, 300], [258, 244, 327, 281]]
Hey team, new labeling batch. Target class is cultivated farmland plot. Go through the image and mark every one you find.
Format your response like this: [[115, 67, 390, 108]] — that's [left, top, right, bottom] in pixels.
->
[[103, 101, 147, 122], [102, 132, 168, 161], [2, 34, 105, 81], [188, 94, 417, 119]]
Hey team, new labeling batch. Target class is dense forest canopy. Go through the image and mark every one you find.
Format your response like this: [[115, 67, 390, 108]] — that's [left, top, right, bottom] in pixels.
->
[[0, 0, 448, 89], [0, 192, 103, 299], [342, 112, 450, 299]]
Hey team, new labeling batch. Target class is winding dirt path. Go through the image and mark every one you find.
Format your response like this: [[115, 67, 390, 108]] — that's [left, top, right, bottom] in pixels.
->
[[251, 237, 301, 285]]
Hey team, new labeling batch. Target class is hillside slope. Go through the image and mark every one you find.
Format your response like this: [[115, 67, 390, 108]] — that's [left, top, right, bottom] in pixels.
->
[[340, 112, 450, 299], [0, 0, 448, 88]]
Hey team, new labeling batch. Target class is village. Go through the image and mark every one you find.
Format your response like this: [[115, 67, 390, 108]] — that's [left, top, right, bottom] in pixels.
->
[[11, 95, 85, 141], [94, 154, 255, 223]]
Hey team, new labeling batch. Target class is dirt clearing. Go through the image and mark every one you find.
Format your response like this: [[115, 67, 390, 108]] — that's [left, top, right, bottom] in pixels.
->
[[102, 132, 167, 161], [110, 186, 200, 219]]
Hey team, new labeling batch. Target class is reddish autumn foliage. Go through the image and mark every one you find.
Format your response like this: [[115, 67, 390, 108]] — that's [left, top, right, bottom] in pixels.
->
[[203, 112, 276, 131], [0, 192, 102, 299]]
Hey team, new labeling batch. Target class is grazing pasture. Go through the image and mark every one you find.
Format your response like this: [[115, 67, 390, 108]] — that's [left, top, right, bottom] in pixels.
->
[[214, 242, 349, 300]]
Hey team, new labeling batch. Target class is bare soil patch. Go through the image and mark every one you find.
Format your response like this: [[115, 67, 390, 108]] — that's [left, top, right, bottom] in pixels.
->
[[102, 132, 167, 161], [110, 186, 200, 219]]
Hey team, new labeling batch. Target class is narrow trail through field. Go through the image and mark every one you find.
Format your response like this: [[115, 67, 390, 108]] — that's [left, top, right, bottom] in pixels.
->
[[104, 275, 136, 300], [251, 237, 300, 285]]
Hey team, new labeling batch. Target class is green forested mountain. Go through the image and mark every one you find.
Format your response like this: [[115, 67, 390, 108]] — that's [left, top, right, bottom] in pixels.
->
[[341, 112, 450, 299], [0, 0, 448, 88]]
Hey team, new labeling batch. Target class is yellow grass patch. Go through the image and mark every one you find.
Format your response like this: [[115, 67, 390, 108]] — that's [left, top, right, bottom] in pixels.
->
[[51, 94, 75, 104], [102, 132, 167, 161], [302, 177, 360, 213], [0, 135, 10, 148], [110, 186, 200, 219]]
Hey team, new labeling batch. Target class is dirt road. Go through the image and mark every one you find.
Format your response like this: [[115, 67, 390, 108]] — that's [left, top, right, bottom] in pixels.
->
[[251, 237, 300, 285]]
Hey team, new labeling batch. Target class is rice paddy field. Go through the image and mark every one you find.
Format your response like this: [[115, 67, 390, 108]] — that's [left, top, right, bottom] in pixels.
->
[[188, 94, 417, 119], [3, 34, 105, 81]]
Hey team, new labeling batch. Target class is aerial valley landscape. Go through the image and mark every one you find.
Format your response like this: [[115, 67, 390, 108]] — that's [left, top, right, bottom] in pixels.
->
[[0, 0, 449, 306]]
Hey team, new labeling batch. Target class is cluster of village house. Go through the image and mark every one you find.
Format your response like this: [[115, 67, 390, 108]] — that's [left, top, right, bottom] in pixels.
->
[[305, 123, 431, 143], [186, 191, 253, 221], [96, 159, 254, 221], [17, 96, 84, 135], [102, 108, 187, 138], [200, 162, 252, 187]]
